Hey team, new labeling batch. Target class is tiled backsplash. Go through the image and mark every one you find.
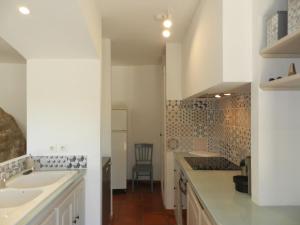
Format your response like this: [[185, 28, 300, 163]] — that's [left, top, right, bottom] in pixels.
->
[[166, 93, 251, 165], [33, 155, 87, 170], [0, 156, 28, 180], [0, 155, 87, 180]]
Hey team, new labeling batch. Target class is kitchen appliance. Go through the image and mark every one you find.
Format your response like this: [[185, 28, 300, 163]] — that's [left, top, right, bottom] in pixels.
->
[[233, 175, 248, 193], [235, 156, 251, 194], [111, 109, 128, 191], [175, 165, 188, 225], [184, 157, 240, 171], [175, 156, 240, 225]]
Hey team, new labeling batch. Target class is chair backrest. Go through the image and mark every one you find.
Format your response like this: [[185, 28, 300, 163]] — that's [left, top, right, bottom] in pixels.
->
[[135, 144, 153, 165]]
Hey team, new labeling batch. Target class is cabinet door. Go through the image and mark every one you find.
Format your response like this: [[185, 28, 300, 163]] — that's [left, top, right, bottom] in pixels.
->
[[58, 193, 74, 225], [201, 211, 213, 225], [187, 184, 202, 225], [74, 181, 85, 225], [40, 210, 58, 225]]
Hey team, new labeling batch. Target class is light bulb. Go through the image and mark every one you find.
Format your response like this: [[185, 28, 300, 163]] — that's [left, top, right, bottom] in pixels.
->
[[224, 93, 231, 96], [215, 94, 221, 98], [163, 19, 172, 28], [162, 29, 171, 38], [19, 6, 30, 15]]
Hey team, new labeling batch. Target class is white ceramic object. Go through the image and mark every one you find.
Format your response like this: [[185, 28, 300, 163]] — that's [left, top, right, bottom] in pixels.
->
[[7, 171, 66, 188], [0, 189, 42, 208]]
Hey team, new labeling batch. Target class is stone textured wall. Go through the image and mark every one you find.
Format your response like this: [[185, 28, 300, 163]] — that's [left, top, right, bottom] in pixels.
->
[[166, 93, 251, 165], [0, 107, 26, 162]]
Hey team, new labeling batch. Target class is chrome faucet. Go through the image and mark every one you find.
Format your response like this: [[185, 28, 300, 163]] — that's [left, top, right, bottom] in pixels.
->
[[0, 173, 6, 189]]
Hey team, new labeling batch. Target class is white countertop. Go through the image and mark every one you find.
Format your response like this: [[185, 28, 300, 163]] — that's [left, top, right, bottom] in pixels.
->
[[0, 170, 84, 225], [175, 152, 300, 225]]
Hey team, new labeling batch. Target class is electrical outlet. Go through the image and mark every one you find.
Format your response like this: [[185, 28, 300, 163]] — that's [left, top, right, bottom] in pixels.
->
[[59, 145, 67, 152], [49, 145, 58, 152]]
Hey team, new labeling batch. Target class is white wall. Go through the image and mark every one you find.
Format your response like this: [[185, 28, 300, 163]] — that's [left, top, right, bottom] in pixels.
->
[[101, 39, 112, 157], [26, 59, 102, 224], [112, 65, 163, 180], [252, 0, 300, 205], [0, 63, 26, 134]]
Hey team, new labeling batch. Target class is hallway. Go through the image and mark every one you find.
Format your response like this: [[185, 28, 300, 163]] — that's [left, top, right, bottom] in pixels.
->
[[112, 182, 177, 225]]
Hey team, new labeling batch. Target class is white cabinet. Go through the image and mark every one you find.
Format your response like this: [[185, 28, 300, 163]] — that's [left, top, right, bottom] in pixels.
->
[[35, 180, 85, 225], [73, 181, 85, 225], [180, 0, 251, 98], [187, 184, 202, 225], [202, 211, 213, 225], [57, 193, 74, 225], [187, 184, 214, 225], [40, 211, 58, 225]]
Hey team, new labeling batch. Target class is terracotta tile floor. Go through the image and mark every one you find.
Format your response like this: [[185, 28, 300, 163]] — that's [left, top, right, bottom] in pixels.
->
[[112, 182, 177, 225]]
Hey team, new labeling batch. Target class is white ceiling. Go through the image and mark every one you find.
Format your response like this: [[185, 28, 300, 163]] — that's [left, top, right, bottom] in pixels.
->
[[0, 36, 25, 63], [0, 0, 100, 59], [101, 0, 199, 65]]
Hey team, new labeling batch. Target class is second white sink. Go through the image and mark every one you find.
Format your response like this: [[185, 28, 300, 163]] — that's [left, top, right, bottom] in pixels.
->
[[0, 189, 42, 208], [7, 171, 67, 188]]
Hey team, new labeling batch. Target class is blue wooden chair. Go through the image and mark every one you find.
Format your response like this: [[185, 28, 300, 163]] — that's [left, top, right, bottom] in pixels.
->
[[132, 143, 153, 192]]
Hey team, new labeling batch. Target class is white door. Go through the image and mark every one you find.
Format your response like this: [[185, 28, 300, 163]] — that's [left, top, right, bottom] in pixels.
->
[[40, 210, 58, 225], [112, 109, 127, 131], [58, 193, 74, 225], [111, 131, 127, 189]]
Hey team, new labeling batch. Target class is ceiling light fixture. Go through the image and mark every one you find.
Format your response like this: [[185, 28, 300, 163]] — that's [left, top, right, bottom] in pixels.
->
[[18, 6, 30, 15], [162, 29, 171, 38], [215, 94, 221, 98], [224, 93, 231, 96], [163, 19, 173, 28]]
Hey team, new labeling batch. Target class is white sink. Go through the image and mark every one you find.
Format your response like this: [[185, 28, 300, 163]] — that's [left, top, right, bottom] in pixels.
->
[[0, 189, 42, 208], [7, 171, 67, 188]]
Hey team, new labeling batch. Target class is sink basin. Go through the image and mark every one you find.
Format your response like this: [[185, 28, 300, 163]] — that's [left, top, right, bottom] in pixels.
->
[[0, 189, 42, 208], [7, 171, 67, 188]]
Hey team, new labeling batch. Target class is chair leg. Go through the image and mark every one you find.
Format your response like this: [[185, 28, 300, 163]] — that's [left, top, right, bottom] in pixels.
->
[[150, 170, 153, 192], [132, 170, 135, 192]]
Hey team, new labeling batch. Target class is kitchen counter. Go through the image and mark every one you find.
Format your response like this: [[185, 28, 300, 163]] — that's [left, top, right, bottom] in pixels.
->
[[175, 152, 300, 225], [0, 170, 85, 225]]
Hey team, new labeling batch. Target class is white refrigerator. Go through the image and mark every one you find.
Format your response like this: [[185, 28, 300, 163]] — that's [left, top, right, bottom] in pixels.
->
[[111, 109, 128, 190]]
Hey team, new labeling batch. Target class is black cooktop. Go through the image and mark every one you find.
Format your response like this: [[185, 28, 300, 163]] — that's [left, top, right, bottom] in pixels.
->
[[184, 157, 240, 170]]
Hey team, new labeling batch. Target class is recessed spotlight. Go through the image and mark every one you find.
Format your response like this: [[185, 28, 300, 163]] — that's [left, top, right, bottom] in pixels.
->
[[224, 93, 231, 96], [163, 19, 172, 28], [18, 6, 30, 15], [162, 29, 171, 38], [215, 94, 221, 98]]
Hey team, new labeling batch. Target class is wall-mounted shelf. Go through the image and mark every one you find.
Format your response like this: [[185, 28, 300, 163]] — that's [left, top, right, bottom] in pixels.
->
[[261, 74, 300, 90], [261, 30, 300, 58]]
